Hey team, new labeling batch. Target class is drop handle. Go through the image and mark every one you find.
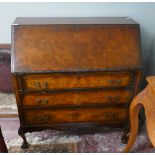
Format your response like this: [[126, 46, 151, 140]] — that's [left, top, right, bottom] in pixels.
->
[[44, 98, 49, 104], [36, 98, 42, 104], [36, 98, 48, 105], [108, 96, 119, 104], [43, 81, 48, 89], [34, 81, 41, 89]]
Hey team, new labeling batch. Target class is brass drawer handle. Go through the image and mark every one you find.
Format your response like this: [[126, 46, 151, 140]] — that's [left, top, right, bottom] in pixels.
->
[[34, 81, 48, 89], [43, 81, 48, 89], [44, 98, 49, 104], [36, 98, 42, 104], [108, 96, 119, 104], [109, 79, 121, 87], [36, 98, 49, 105], [34, 81, 41, 89]]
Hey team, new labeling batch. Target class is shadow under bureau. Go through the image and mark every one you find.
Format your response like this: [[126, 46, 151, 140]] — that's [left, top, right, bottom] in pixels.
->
[[11, 17, 142, 149]]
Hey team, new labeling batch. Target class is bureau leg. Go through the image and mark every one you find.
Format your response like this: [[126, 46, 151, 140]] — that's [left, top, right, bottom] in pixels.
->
[[18, 127, 29, 149]]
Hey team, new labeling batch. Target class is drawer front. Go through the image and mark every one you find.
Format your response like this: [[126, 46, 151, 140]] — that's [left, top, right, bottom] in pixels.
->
[[22, 72, 132, 90], [23, 107, 128, 125], [22, 89, 133, 107]]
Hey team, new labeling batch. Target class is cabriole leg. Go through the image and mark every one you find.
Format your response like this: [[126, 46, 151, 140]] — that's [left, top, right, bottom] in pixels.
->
[[18, 127, 29, 149]]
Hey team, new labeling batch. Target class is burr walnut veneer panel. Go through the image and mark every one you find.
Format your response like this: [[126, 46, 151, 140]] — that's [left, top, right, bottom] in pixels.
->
[[22, 72, 132, 90], [12, 24, 141, 73], [22, 89, 132, 107], [23, 107, 128, 126]]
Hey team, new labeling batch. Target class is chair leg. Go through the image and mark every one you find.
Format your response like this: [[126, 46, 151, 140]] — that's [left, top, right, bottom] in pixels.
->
[[123, 103, 143, 153], [148, 139, 154, 148]]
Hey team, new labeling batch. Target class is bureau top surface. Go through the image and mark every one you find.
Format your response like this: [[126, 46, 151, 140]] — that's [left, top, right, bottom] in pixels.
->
[[13, 17, 138, 25], [12, 17, 141, 73]]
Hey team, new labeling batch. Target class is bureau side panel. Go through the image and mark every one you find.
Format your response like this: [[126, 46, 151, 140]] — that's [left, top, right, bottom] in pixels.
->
[[12, 74, 24, 125]]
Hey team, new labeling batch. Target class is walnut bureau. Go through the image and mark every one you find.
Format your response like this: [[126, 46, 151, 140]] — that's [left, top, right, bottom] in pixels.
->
[[11, 17, 142, 149]]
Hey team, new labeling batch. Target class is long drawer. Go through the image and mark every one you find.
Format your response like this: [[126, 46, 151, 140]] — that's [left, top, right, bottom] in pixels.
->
[[22, 89, 132, 107], [22, 72, 133, 91], [23, 107, 128, 126]]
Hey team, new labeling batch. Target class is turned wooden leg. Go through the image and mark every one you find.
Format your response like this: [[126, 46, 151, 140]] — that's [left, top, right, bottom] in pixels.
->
[[121, 110, 144, 144], [123, 103, 142, 153], [18, 127, 29, 149]]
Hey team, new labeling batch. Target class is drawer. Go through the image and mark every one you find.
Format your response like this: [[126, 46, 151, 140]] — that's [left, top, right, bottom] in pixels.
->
[[22, 72, 132, 91], [22, 89, 133, 107], [23, 107, 128, 126]]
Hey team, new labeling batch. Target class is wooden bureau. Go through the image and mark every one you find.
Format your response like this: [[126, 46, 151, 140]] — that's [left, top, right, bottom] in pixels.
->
[[11, 17, 142, 149]]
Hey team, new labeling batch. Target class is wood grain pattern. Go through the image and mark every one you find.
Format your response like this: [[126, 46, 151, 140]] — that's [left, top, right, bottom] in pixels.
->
[[23, 107, 128, 126], [12, 24, 141, 73], [22, 89, 133, 107], [23, 72, 132, 90]]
